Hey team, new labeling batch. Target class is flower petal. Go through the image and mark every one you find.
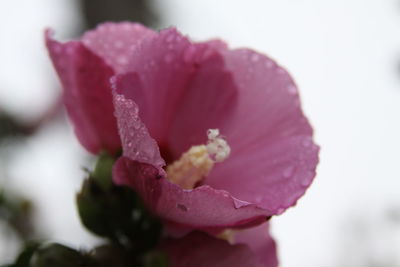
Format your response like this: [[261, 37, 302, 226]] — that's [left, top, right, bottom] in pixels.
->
[[209, 135, 319, 213], [113, 92, 164, 168], [203, 49, 319, 213], [163, 232, 266, 267], [45, 30, 120, 154], [81, 22, 156, 73], [115, 28, 214, 147], [234, 223, 278, 267], [113, 157, 271, 235], [167, 49, 239, 158]]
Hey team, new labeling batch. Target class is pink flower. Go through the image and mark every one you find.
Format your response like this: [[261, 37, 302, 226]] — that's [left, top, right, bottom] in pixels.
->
[[46, 23, 155, 154], [46, 22, 318, 265], [163, 223, 277, 267]]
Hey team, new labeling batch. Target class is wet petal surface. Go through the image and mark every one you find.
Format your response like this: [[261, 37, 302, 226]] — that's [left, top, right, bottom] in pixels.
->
[[46, 31, 120, 154]]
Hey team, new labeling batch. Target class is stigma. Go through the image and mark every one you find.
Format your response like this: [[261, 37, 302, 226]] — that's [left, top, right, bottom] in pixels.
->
[[166, 129, 231, 189]]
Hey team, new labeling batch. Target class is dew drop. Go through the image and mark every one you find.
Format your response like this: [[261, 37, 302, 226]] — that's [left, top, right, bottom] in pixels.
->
[[133, 24, 142, 30], [117, 56, 128, 65], [250, 53, 259, 62], [277, 68, 286, 75], [84, 39, 92, 45], [254, 196, 263, 203], [287, 84, 297, 95], [265, 60, 274, 69], [132, 210, 141, 220], [133, 122, 141, 130], [300, 175, 311, 186], [282, 166, 294, 178], [122, 24, 131, 31], [177, 203, 188, 212]]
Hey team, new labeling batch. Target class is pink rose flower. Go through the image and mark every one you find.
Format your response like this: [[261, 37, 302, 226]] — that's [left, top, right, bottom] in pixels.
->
[[46, 22, 319, 266]]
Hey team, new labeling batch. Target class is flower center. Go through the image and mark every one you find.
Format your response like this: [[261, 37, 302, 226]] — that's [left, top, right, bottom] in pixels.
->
[[166, 129, 230, 189]]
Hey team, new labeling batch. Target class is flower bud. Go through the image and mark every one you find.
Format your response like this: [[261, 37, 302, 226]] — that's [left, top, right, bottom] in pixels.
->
[[92, 152, 116, 190], [77, 154, 162, 253], [30, 243, 92, 267]]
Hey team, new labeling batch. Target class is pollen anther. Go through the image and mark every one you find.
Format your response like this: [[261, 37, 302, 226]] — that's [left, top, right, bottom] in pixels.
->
[[166, 129, 230, 189], [206, 129, 231, 162]]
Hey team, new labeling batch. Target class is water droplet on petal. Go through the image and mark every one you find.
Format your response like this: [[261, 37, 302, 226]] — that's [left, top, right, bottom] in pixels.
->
[[250, 53, 259, 62], [177, 203, 188, 212], [133, 122, 141, 130], [283, 166, 295, 178], [117, 56, 128, 65], [277, 68, 286, 75], [122, 24, 131, 31], [300, 175, 311, 186], [288, 84, 298, 95], [84, 39, 92, 45], [265, 60, 274, 68], [254, 196, 263, 203], [276, 208, 285, 214]]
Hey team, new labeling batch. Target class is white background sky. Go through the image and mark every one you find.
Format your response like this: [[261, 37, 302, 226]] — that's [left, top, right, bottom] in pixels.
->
[[1, 0, 400, 266]]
